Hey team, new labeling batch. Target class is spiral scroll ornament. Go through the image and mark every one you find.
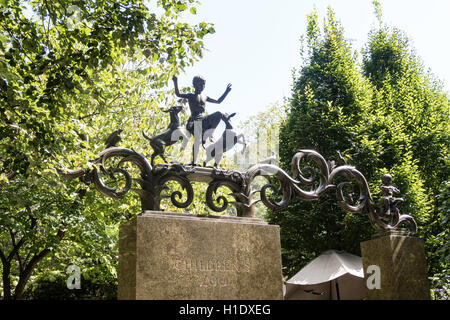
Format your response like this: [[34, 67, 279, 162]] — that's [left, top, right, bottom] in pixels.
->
[[244, 150, 417, 234], [59, 147, 417, 234]]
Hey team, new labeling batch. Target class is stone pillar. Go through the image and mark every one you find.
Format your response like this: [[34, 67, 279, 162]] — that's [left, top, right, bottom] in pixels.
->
[[360, 233, 431, 300], [118, 211, 283, 300]]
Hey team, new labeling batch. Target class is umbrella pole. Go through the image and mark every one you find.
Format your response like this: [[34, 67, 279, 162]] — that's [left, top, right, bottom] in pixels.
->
[[329, 280, 332, 300], [335, 281, 341, 300]]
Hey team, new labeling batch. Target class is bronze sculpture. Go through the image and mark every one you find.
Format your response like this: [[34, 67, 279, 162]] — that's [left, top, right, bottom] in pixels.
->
[[58, 74, 417, 235], [172, 75, 232, 164], [379, 173, 404, 219], [142, 104, 189, 166], [204, 112, 246, 167], [105, 129, 123, 148], [59, 146, 417, 234]]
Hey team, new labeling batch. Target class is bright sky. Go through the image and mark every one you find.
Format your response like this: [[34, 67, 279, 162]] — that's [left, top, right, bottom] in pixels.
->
[[177, 0, 450, 125]]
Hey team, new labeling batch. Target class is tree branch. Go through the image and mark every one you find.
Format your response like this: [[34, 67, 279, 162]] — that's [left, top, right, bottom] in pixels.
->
[[9, 228, 23, 273], [14, 229, 65, 300], [78, 111, 100, 120], [5, 171, 18, 180], [13, 199, 71, 298], [78, 93, 123, 121], [0, 247, 6, 265], [0, 248, 12, 300], [6, 209, 37, 264]]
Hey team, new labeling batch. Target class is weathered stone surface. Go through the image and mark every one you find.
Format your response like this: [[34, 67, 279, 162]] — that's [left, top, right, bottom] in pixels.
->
[[360, 235, 430, 300], [118, 211, 283, 300]]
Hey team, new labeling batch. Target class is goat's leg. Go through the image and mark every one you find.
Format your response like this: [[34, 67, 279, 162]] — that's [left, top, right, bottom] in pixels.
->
[[150, 142, 165, 165], [237, 134, 247, 153], [180, 132, 189, 150], [203, 144, 214, 166], [156, 141, 169, 163], [214, 148, 223, 166], [151, 152, 157, 167]]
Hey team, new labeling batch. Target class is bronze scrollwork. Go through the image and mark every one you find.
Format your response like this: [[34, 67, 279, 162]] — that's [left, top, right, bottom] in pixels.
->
[[59, 146, 417, 234]]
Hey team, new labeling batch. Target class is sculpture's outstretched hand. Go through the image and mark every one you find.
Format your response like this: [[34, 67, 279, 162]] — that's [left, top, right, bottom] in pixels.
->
[[226, 83, 232, 92]]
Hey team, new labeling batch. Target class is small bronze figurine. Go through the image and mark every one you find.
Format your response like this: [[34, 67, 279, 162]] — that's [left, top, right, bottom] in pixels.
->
[[204, 112, 246, 167], [380, 173, 404, 218], [172, 75, 232, 164], [105, 129, 123, 148], [143, 105, 189, 166]]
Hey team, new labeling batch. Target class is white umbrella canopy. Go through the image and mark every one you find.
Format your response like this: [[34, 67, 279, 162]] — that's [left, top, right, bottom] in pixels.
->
[[284, 250, 367, 300]]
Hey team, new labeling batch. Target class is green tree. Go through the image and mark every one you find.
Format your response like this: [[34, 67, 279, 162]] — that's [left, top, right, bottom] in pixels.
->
[[0, 0, 214, 299], [362, 21, 449, 293], [429, 180, 450, 299], [269, 8, 375, 277], [268, 5, 449, 285]]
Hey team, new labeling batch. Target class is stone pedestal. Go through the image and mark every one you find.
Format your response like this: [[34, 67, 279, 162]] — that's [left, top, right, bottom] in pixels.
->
[[118, 211, 283, 300], [360, 234, 431, 300]]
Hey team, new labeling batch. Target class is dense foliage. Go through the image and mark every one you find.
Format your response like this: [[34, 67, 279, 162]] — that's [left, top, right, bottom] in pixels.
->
[[271, 8, 376, 277], [0, 0, 214, 299], [268, 6, 449, 297], [362, 23, 449, 298]]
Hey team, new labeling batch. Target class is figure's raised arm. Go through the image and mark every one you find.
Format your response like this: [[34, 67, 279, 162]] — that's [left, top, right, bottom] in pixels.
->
[[207, 83, 232, 104], [172, 75, 190, 99]]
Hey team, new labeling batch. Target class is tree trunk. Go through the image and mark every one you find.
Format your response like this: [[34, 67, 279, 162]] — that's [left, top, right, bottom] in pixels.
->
[[13, 249, 51, 300], [13, 230, 64, 300], [1, 261, 12, 300]]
